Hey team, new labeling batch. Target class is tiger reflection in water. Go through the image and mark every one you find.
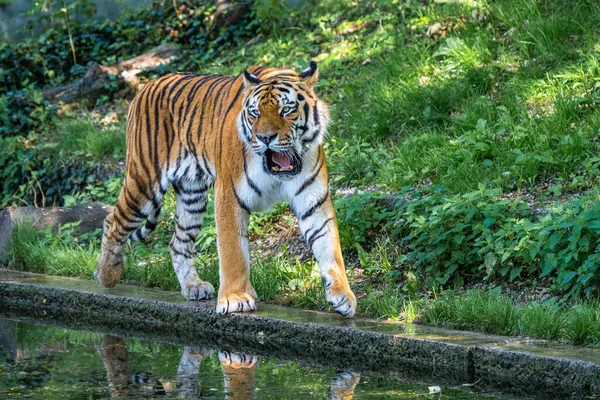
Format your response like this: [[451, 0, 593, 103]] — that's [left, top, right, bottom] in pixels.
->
[[98, 335, 360, 399]]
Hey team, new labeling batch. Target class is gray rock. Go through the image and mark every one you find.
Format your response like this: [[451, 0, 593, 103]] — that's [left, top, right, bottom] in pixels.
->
[[0, 202, 113, 259]]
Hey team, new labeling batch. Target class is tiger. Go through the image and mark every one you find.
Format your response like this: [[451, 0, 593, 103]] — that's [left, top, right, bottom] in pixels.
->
[[99, 335, 361, 399], [94, 61, 357, 318]]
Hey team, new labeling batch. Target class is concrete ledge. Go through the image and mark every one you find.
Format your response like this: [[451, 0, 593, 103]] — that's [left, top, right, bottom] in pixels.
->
[[0, 270, 599, 398]]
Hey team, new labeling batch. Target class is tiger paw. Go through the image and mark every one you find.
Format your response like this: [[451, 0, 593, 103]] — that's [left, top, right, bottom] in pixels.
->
[[94, 255, 123, 288], [216, 292, 257, 314], [181, 279, 215, 300], [326, 284, 357, 318]]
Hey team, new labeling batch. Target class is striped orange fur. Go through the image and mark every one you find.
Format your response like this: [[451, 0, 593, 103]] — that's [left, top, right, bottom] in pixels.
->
[[95, 62, 357, 317]]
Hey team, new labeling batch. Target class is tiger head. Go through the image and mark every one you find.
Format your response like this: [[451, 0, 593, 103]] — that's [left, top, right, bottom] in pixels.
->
[[238, 62, 330, 179]]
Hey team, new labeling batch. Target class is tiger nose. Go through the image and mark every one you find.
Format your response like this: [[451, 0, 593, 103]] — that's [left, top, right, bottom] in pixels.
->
[[257, 133, 277, 145]]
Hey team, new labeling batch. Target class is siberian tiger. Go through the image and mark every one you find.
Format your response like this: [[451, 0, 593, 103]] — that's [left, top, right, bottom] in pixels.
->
[[94, 61, 357, 318]]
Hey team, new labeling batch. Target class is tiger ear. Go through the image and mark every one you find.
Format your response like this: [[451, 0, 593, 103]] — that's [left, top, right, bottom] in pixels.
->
[[299, 61, 318, 87], [243, 70, 262, 90]]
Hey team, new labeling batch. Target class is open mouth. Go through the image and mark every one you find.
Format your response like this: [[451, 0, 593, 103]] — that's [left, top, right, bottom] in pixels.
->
[[264, 149, 301, 176]]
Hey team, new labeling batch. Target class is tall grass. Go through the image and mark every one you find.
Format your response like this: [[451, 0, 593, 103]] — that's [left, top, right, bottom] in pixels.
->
[[422, 290, 600, 346], [56, 119, 126, 160]]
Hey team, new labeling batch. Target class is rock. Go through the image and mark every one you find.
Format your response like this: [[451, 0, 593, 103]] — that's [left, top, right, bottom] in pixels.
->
[[42, 44, 179, 105], [0, 202, 113, 259]]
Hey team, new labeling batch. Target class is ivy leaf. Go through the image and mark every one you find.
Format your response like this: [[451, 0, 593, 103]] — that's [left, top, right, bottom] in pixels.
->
[[561, 271, 577, 285], [483, 217, 496, 229], [509, 267, 522, 281]]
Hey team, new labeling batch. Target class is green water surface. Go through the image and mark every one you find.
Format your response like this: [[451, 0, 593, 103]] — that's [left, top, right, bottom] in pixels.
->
[[0, 319, 520, 399]]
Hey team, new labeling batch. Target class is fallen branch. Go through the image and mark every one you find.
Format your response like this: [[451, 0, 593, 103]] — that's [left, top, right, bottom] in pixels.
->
[[42, 44, 179, 105]]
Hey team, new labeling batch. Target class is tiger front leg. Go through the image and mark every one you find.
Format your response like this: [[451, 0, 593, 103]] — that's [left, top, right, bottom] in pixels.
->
[[95, 214, 125, 288], [214, 180, 257, 314], [293, 190, 357, 318], [171, 180, 215, 301]]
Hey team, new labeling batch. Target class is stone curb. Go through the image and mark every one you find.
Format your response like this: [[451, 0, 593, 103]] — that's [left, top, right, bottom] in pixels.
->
[[0, 272, 598, 398]]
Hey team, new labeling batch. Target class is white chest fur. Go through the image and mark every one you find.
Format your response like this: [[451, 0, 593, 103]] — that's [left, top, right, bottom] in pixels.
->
[[234, 148, 322, 213]]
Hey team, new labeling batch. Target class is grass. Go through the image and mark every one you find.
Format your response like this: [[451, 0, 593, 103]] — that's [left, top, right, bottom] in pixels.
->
[[421, 290, 600, 346], [54, 118, 126, 161], [4, 220, 329, 310], [6, 221, 600, 347]]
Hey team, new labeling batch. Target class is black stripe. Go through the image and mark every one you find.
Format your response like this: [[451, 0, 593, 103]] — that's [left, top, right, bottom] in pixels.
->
[[295, 151, 323, 196], [307, 217, 333, 247], [308, 232, 327, 248], [186, 205, 207, 214], [151, 84, 162, 181], [164, 118, 174, 166], [177, 221, 203, 231], [167, 76, 195, 107], [217, 79, 243, 167], [178, 184, 211, 194], [113, 213, 138, 232], [131, 230, 142, 241], [241, 116, 252, 142], [302, 128, 320, 146], [175, 232, 194, 243], [115, 203, 143, 224], [202, 152, 215, 178], [271, 73, 296, 79], [199, 76, 229, 154], [300, 191, 329, 221], [242, 149, 262, 197], [126, 170, 155, 207], [231, 177, 251, 213], [171, 247, 193, 258], [134, 92, 155, 201], [145, 220, 157, 231], [181, 194, 206, 205], [302, 103, 309, 128], [121, 190, 149, 219]]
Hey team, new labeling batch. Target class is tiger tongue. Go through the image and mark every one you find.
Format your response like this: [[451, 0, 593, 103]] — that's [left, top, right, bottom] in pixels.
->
[[272, 151, 292, 171]]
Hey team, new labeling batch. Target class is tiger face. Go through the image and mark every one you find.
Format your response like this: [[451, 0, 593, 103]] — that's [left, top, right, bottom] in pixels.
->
[[238, 62, 328, 180]]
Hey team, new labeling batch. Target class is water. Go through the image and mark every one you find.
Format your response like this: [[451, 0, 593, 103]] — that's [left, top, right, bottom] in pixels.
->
[[0, 319, 515, 399]]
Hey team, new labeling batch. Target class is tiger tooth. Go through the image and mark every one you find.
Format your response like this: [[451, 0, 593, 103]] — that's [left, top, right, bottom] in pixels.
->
[[272, 166, 280, 172], [289, 165, 294, 170]]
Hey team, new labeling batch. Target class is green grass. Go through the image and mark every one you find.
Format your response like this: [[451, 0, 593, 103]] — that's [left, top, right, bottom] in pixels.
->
[[7, 221, 600, 347], [54, 119, 126, 161], [4, 221, 330, 309], [420, 290, 600, 346]]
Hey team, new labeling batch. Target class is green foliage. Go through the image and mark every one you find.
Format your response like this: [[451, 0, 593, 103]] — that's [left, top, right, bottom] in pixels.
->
[[424, 291, 518, 336], [0, 0, 254, 137], [334, 191, 393, 248], [385, 185, 600, 298], [0, 87, 56, 138], [0, 133, 110, 207], [5, 221, 99, 276]]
